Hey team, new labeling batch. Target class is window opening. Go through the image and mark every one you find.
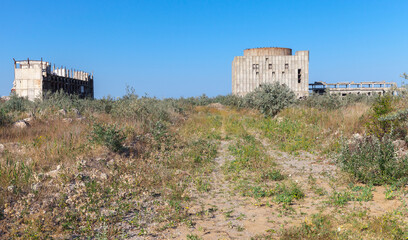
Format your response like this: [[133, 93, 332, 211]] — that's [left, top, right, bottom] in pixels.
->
[[298, 69, 301, 83]]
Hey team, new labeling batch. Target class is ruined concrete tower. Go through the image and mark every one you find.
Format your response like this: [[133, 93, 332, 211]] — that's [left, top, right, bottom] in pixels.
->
[[12, 58, 94, 101], [232, 47, 309, 98]]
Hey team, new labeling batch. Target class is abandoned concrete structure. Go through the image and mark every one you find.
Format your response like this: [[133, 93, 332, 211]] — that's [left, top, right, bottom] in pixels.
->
[[12, 58, 94, 101], [309, 81, 397, 96], [232, 47, 309, 98]]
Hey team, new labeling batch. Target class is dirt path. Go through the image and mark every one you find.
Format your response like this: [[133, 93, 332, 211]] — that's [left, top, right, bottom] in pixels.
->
[[162, 132, 338, 239], [158, 116, 402, 239], [165, 139, 273, 239]]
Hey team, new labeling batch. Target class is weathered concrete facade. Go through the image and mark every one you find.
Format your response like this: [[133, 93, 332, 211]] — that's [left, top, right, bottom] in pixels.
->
[[309, 81, 397, 96], [12, 58, 94, 101], [232, 47, 309, 98]]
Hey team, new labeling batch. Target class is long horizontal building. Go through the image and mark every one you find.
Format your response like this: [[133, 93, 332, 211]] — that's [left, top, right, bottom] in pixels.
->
[[12, 58, 94, 101], [309, 81, 397, 96], [232, 47, 309, 98]]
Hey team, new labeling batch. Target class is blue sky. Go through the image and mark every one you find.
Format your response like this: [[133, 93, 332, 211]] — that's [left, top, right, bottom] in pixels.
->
[[0, 0, 407, 98]]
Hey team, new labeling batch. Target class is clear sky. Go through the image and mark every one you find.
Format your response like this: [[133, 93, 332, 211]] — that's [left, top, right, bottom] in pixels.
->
[[0, 0, 407, 98]]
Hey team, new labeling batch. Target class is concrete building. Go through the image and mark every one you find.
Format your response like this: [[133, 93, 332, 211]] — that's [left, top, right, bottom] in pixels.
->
[[12, 58, 94, 101], [309, 81, 397, 96], [232, 47, 309, 98]]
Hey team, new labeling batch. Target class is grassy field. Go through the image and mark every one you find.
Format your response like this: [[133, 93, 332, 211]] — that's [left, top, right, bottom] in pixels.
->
[[1, 91, 408, 239]]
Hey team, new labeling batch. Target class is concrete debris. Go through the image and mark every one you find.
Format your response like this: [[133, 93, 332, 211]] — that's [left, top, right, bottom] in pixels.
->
[[107, 159, 115, 166], [72, 108, 81, 117], [13, 120, 29, 129], [7, 185, 15, 193], [100, 173, 108, 180], [23, 117, 34, 123], [352, 133, 363, 140], [62, 118, 73, 123], [392, 140, 406, 150], [32, 183, 42, 192], [46, 165, 61, 178], [58, 109, 67, 116], [76, 116, 86, 121]]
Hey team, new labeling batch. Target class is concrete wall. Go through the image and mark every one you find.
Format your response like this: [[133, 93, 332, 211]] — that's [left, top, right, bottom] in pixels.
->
[[244, 47, 292, 56], [232, 48, 309, 98], [14, 66, 43, 101]]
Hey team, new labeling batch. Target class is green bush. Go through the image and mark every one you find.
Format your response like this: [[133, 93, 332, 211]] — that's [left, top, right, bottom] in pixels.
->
[[89, 123, 126, 152], [301, 93, 342, 110], [338, 135, 408, 185], [184, 94, 244, 108], [4, 94, 30, 112], [365, 95, 396, 138], [0, 109, 11, 126], [244, 82, 296, 117], [301, 93, 374, 110]]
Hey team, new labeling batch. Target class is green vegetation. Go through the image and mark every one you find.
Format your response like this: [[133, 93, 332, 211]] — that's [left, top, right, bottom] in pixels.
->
[[0, 109, 10, 126], [279, 212, 408, 240], [89, 123, 126, 152], [338, 135, 408, 185], [2, 83, 408, 239], [328, 184, 373, 206], [244, 82, 296, 117]]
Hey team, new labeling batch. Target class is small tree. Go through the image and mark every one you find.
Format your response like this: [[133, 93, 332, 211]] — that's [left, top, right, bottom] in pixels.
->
[[244, 82, 296, 117]]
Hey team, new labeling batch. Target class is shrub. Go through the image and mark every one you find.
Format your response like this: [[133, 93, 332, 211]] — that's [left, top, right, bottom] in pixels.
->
[[301, 93, 374, 110], [261, 169, 285, 181], [301, 93, 343, 110], [273, 182, 305, 204], [338, 135, 408, 185], [365, 95, 397, 138], [185, 94, 244, 108], [3, 94, 30, 112], [244, 82, 296, 117], [210, 94, 244, 108], [89, 123, 126, 152], [0, 109, 11, 126]]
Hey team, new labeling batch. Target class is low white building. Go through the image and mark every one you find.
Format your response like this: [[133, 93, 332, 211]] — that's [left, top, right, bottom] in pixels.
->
[[232, 47, 309, 98]]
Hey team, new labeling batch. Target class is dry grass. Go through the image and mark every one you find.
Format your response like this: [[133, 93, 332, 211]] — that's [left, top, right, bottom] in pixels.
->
[[279, 102, 370, 137], [1, 95, 408, 239]]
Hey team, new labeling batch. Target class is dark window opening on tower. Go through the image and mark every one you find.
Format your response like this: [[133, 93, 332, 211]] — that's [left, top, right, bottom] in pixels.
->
[[285, 63, 289, 69], [256, 72, 259, 75], [268, 64, 272, 69], [298, 69, 301, 83], [252, 64, 259, 70], [272, 72, 275, 77], [265, 58, 268, 62]]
